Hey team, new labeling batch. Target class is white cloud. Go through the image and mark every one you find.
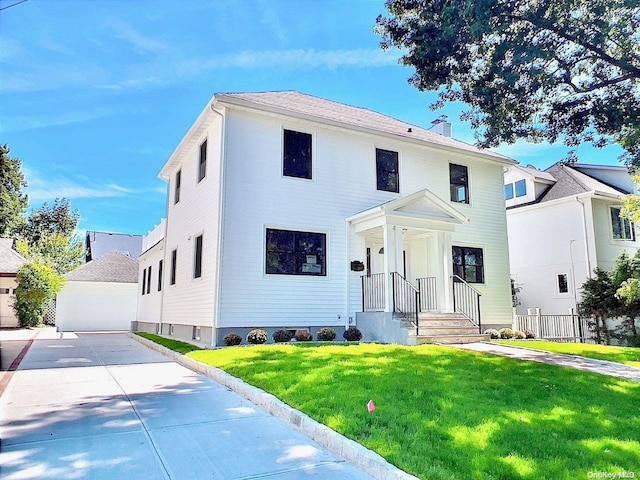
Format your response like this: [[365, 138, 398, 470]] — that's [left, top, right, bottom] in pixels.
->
[[1, 107, 118, 133], [105, 18, 169, 55]]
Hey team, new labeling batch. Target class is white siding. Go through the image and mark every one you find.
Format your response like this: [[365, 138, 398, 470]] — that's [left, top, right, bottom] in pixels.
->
[[136, 240, 164, 324], [0, 277, 19, 327], [592, 198, 639, 272]]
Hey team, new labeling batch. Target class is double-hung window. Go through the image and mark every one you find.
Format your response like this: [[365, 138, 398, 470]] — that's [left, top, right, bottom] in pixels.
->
[[198, 140, 207, 182], [170, 249, 177, 285], [142, 267, 147, 295], [193, 234, 203, 279], [557, 274, 569, 294], [611, 207, 635, 241], [174, 170, 181, 204], [158, 260, 163, 291], [450, 164, 469, 203], [266, 228, 326, 276], [146, 266, 152, 294], [376, 148, 399, 193], [283, 129, 312, 179], [452, 246, 484, 283]]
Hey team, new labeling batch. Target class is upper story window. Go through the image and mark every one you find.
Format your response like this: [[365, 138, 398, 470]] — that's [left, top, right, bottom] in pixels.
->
[[450, 164, 469, 204], [193, 234, 203, 279], [198, 139, 207, 182], [146, 266, 152, 294], [611, 207, 635, 241], [452, 246, 484, 283], [283, 129, 312, 179], [170, 249, 177, 285], [142, 267, 147, 295], [505, 179, 526, 200], [505, 183, 514, 200], [174, 169, 181, 204], [266, 228, 326, 276], [376, 148, 399, 193], [557, 274, 569, 294], [158, 260, 163, 291], [515, 179, 526, 197]]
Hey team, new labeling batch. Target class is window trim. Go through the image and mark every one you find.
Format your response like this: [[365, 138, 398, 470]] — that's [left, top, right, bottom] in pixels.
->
[[449, 163, 470, 204], [264, 226, 329, 277], [158, 260, 163, 291], [282, 127, 314, 181], [557, 273, 569, 294], [514, 179, 526, 198], [505, 183, 514, 200], [452, 245, 485, 284], [193, 234, 203, 279], [610, 206, 636, 241], [170, 248, 177, 285], [146, 265, 152, 294], [375, 147, 400, 193], [198, 139, 207, 183], [141, 267, 147, 295], [174, 169, 182, 204]]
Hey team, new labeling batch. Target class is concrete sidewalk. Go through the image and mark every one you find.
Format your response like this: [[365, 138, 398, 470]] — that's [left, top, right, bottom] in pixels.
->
[[0, 331, 374, 480], [454, 342, 640, 383]]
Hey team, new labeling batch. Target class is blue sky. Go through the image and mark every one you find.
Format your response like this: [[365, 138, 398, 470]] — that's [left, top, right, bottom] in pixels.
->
[[0, 0, 626, 236]]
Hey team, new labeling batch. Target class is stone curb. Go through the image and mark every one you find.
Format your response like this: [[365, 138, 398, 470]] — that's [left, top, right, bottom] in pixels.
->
[[129, 333, 419, 480]]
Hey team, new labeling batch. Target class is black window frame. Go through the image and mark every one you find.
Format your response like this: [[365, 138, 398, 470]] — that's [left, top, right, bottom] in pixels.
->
[[158, 260, 163, 291], [283, 129, 312, 180], [174, 169, 182, 204], [450, 163, 469, 204], [452, 246, 484, 284], [198, 139, 207, 182], [170, 249, 177, 285], [141, 267, 147, 295], [376, 148, 399, 193], [265, 228, 326, 276], [193, 234, 203, 279], [611, 206, 635, 241], [557, 274, 569, 294], [146, 265, 152, 294]]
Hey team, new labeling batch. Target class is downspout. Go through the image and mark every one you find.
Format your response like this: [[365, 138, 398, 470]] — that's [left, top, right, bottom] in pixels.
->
[[158, 213, 168, 335], [209, 101, 227, 347], [575, 196, 593, 279]]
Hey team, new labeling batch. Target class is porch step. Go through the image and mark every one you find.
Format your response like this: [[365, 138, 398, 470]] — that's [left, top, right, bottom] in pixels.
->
[[417, 326, 480, 336], [415, 334, 490, 345]]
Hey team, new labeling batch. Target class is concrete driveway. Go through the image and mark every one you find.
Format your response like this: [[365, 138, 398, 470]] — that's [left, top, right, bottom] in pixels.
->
[[0, 331, 372, 480]]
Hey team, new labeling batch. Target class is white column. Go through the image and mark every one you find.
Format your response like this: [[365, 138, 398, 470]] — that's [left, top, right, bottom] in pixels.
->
[[382, 225, 393, 312], [440, 231, 454, 312]]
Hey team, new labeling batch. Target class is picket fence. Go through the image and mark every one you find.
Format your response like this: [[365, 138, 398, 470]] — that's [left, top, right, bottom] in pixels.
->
[[512, 308, 594, 343]]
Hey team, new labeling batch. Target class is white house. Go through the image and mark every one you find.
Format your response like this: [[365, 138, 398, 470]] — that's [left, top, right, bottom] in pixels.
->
[[506, 162, 639, 314], [55, 252, 139, 332], [135, 91, 516, 345], [0, 238, 27, 328]]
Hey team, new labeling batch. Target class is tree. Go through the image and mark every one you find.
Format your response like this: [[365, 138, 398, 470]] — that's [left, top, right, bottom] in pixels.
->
[[13, 261, 65, 327], [612, 251, 640, 346], [0, 144, 28, 237], [15, 233, 84, 275], [376, 0, 640, 166], [578, 268, 620, 344], [22, 198, 80, 245]]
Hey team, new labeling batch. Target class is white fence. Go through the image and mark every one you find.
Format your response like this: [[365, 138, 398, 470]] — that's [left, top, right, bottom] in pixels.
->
[[512, 308, 594, 342]]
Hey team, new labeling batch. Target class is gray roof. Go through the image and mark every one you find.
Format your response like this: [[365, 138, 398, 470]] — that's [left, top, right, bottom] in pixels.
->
[[65, 252, 138, 283], [216, 91, 514, 163], [0, 238, 27, 274]]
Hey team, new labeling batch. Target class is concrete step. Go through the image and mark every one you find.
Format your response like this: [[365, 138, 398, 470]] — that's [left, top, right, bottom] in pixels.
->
[[417, 326, 480, 336], [418, 312, 468, 320], [415, 334, 490, 345], [418, 319, 474, 327]]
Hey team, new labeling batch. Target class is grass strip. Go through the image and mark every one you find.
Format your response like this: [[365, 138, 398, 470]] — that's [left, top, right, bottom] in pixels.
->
[[135, 332, 202, 354]]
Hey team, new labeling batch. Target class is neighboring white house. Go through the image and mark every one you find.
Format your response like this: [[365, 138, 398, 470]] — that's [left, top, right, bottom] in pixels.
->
[[135, 90, 516, 345], [135, 219, 166, 331], [0, 238, 27, 328], [55, 252, 139, 331], [506, 162, 639, 314]]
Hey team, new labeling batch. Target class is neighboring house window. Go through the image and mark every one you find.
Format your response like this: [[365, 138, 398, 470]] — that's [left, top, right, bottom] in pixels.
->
[[142, 267, 147, 295], [611, 207, 635, 241], [452, 246, 484, 283], [158, 260, 163, 291], [170, 249, 177, 285], [266, 228, 326, 276], [557, 274, 569, 294], [450, 164, 469, 203], [505, 184, 514, 200], [198, 139, 207, 182], [174, 169, 182, 204], [193, 234, 203, 279], [515, 179, 526, 197], [376, 148, 399, 193], [283, 129, 312, 179], [146, 266, 152, 294]]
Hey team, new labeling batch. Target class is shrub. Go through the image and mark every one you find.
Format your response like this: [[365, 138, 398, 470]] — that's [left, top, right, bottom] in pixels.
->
[[343, 326, 362, 341], [246, 329, 268, 344], [513, 330, 526, 339], [484, 328, 500, 339], [14, 261, 65, 327], [317, 327, 336, 341], [294, 330, 313, 342], [223, 333, 242, 346], [525, 329, 536, 339], [272, 329, 293, 343], [498, 328, 516, 339]]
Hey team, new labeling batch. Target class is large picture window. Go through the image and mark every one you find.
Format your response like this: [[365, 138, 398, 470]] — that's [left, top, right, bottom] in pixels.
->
[[611, 207, 635, 241], [452, 246, 484, 283], [266, 228, 326, 276], [283, 129, 312, 179], [376, 148, 399, 193], [450, 164, 469, 203]]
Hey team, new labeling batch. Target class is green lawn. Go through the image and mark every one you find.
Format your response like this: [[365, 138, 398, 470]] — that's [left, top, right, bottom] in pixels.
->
[[135, 332, 202, 354], [496, 340, 640, 368], [181, 343, 640, 480]]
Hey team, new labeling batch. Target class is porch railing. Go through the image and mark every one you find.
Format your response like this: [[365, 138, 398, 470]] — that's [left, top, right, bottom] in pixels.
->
[[362, 273, 385, 311], [391, 272, 420, 334], [452, 274, 482, 331], [417, 277, 437, 311]]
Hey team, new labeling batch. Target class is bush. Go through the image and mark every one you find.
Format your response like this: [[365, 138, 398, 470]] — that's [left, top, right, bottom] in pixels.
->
[[513, 330, 526, 339], [498, 328, 516, 339], [223, 333, 242, 346], [294, 330, 313, 342], [484, 328, 500, 339], [317, 327, 336, 341], [525, 329, 536, 339], [272, 329, 293, 343], [14, 261, 65, 327], [343, 326, 362, 341], [246, 329, 268, 344]]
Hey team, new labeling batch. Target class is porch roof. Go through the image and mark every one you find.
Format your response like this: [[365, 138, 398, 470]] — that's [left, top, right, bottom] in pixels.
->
[[347, 189, 468, 233]]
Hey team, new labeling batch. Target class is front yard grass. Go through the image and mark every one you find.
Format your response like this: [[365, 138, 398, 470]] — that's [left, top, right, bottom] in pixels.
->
[[135, 332, 202, 354], [184, 343, 640, 480], [496, 340, 640, 368]]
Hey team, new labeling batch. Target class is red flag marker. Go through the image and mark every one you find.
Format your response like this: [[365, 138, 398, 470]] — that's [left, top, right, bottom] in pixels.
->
[[367, 399, 376, 412]]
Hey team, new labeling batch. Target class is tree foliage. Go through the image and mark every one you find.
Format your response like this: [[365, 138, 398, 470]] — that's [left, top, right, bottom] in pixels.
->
[[376, 0, 640, 166], [13, 261, 65, 327], [0, 144, 28, 237], [22, 198, 80, 245], [15, 233, 84, 275]]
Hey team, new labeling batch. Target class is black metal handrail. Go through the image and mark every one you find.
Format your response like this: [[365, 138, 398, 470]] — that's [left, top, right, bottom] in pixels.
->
[[452, 274, 482, 331], [417, 277, 437, 311], [361, 273, 385, 311], [391, 272, 420, 335]]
